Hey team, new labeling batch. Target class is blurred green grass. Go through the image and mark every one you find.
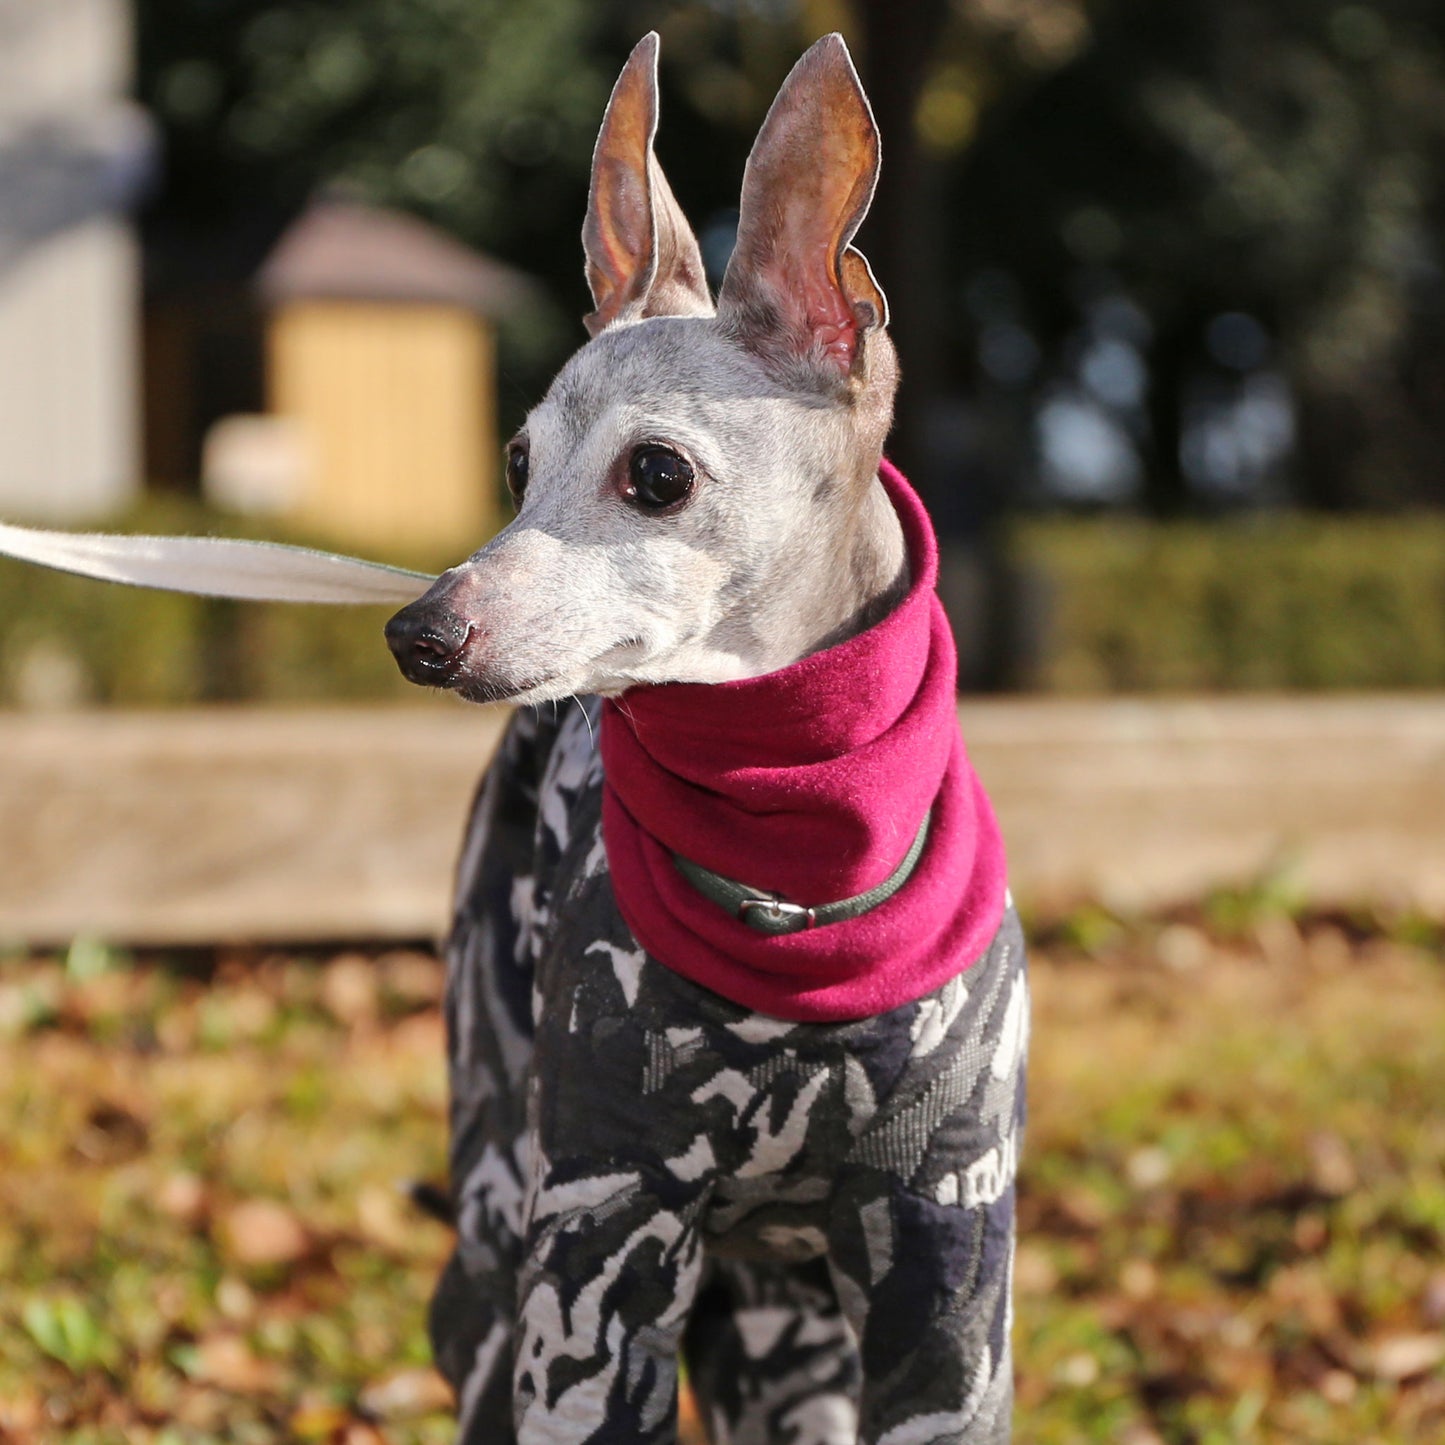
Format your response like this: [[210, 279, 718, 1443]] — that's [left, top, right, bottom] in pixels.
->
[[1017, 905, 1445, 1444], [0, 945, 453, 1444], [0, 910, 1441, 1443]]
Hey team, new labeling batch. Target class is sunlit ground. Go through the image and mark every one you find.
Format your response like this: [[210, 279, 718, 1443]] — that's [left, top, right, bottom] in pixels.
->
[[1017, 905, 1445, 1445], [0, 906, 1441, 1444]]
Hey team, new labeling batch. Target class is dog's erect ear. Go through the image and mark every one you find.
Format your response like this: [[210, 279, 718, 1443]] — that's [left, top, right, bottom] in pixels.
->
[[582, 33, 712, 337], [718, 34, 888, 381]]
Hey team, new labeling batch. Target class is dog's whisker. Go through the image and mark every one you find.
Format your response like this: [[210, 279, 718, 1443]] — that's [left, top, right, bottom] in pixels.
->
[[572, 695, 596, 749]]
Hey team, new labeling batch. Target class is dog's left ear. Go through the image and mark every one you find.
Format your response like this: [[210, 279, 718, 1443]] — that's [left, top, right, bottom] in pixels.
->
[[718, 33, 888, 384], [582, 33, 712, 337]]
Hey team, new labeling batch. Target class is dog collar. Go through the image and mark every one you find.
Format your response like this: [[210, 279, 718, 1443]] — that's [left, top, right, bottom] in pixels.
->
[[672, 808, 932, 936]]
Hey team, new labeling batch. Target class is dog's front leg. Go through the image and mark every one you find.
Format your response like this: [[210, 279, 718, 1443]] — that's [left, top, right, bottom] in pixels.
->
[[429, 708, 558, 1442], [513, 1136, 708, 1444]]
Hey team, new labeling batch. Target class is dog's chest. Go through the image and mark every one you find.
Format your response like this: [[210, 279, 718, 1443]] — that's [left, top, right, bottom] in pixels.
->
[[499, 702, 1024, 1267], [515, 705, 872, 1253]]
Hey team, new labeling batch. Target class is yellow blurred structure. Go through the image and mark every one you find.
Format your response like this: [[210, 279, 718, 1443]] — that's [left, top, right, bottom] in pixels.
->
[[266, 300, 493, 552], [256, 201, 534, 555]]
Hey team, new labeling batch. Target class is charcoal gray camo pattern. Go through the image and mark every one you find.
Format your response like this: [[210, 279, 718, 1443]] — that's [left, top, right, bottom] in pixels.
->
[[430, 701, 1029, 1445]]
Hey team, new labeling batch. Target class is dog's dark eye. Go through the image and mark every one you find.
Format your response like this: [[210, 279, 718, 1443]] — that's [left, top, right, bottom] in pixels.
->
[[625, 445, 694, 511], [505, 444, 529, 506]]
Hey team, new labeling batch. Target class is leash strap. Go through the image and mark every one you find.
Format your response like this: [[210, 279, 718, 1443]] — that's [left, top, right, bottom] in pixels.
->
[[0, 519, 435, 604], [672, 807, 933, 936]]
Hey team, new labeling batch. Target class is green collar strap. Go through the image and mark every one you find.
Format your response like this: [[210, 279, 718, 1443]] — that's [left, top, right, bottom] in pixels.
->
[[671, 808, 933, 938]]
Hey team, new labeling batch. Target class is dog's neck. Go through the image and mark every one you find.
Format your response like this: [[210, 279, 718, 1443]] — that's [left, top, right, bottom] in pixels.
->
[[800, 472, 910, 661], [603, 460, 948, 905]]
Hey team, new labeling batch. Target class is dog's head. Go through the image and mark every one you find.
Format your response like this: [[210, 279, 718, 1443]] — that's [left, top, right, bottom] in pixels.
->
[[386, 33, 902, 704]]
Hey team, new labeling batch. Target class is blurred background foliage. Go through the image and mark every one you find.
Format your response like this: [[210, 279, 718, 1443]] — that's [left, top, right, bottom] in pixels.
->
[[118, 0, 1445, 694], [1015, 516, 1445, 692], [138, 0, 1445, 509]]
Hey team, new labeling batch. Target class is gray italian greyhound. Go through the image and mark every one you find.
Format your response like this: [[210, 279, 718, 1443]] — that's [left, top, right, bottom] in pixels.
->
[[385, 34, 1025, 1445]]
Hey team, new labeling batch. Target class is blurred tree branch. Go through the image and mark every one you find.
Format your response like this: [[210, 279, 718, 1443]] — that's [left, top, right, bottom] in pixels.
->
[[137, 0, 1445, 518]]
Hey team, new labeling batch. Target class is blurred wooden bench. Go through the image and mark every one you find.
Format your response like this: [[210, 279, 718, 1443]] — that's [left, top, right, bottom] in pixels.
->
[[1, 697, 1441, 945]]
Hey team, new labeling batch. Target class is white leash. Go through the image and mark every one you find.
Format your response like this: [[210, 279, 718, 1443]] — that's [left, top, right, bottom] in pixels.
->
[[0, 519, 436, 605]]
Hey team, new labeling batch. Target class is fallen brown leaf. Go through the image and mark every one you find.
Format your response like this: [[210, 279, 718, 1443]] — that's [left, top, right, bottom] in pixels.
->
[[1013, 1242, 1059, 1295], [356, 1183, 413, 1253], [72, 1100, 149, 1165], [1362, 1332, 1445, 1382], [1306, 1130, 1357, 1197], [215, 1275, 256, 1322], [219, 1198, 310, 1268], [194, 1332, 282, 1393], [1423, 1269, 1445, 1327], [358, 1366, 454, 1420], [222, 984, 280, 1041], [290, 1400, 350, 1437], [1125, 1145, 1172, 1190], [1267, 1263, 1342, 1335], [1120, 1257, 1159, 1301], [321, 954, 380, 1026], [343, 1424, 389, 1445], [0, 1390, 43, 1433], [390, 1012, 445, 1056], [156, 1170, 209, 1225], [1117, 1424, 1166, 1445], [379, 949, 444, 1008], [1155, 922, 1211, 972]]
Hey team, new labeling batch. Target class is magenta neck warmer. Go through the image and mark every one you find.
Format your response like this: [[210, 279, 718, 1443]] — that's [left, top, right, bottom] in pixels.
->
[[599, 460, 1008, 1022]]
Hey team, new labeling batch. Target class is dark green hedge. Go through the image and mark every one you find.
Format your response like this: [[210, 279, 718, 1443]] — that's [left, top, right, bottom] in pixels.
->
[[4, 504, 1445, 703], [1012, 515, 1445, 692]]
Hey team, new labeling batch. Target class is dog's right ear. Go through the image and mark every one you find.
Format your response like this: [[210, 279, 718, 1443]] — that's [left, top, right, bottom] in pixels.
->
[[582, 33, 712, 337]]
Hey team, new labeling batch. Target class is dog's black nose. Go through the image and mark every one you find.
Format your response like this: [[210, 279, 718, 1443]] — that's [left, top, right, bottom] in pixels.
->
[[385, 603, 473, 685]]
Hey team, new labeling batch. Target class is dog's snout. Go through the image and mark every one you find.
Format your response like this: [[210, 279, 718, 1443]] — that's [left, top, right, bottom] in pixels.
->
[[385, 603, 474, 685]]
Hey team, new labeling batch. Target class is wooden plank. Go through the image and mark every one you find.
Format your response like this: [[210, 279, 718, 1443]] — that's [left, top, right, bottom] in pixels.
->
[[1, 697, 1442, 947], [959, 696, 1445, 915], [0, 704, 507, 946]]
